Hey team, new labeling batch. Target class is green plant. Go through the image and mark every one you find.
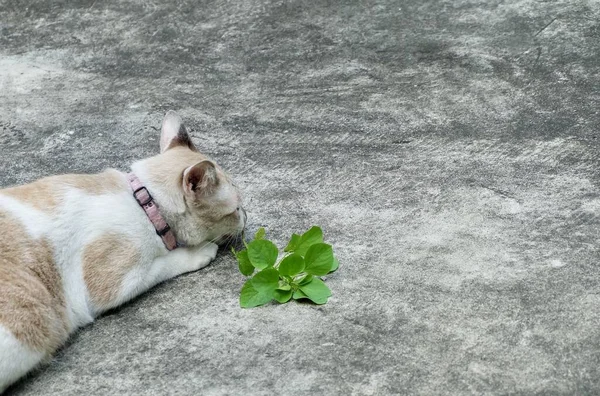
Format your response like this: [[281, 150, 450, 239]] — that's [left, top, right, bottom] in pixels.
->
[[231, 226, 339, 308]]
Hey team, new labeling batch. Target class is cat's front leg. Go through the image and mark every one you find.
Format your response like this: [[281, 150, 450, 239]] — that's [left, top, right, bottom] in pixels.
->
[[118, 243, 219, 306], [175, 242, 220, 275], [152, 242, 219, 284]]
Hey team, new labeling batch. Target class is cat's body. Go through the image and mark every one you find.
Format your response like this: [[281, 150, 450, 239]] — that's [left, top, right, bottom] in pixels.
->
[[0, 111, 245, 392]]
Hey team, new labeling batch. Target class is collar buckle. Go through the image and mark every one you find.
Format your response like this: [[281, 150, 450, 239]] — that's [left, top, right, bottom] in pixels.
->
[[127, 172, 179, 251], [132, 186, 153, 206]]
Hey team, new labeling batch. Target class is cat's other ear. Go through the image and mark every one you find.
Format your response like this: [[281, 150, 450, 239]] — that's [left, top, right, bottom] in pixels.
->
[[182, 160, 219, 196], [160, 110, 198, 153]]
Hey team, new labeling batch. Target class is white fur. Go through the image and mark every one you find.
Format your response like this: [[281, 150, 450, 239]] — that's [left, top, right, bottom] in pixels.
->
[[57, 183, 162, 320], [119, 242, 218, 304], [0, 325, 45, 393], [0, 173, 222, 392], [0, 112, 243, 391], [0, 195, 51, 239]]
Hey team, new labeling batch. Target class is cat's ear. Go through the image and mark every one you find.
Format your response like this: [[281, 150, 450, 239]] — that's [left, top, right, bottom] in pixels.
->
[[182, 160, 219, 196], [160, 110, 198, 153]]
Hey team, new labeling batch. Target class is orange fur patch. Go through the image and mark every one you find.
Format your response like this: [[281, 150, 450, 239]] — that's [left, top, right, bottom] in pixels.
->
[[2, 169, 126, 212], [0, 212, 68, 354], [59, 170, 126, 195], [2, 180, 59, 212], [83, 234, 141, 310]]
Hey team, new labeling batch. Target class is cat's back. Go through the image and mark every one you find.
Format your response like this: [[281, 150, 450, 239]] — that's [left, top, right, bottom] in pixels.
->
[[0, 169, 131, 359], [0, 169, 128, 215]]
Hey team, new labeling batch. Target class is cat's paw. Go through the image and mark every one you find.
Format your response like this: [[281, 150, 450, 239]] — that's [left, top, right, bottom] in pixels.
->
[[186, 242, 219, 271], [200, 242, 219, 260]]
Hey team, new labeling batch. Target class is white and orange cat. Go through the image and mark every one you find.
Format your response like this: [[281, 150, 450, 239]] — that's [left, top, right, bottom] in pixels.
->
[[0, 111, 246, 392]]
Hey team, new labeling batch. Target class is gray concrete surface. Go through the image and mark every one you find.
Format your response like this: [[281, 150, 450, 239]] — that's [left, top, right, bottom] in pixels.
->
[[1, 0, 599, 394]]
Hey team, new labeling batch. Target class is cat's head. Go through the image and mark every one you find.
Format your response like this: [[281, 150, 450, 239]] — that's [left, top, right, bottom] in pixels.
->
[[133, 111, 246, 247]]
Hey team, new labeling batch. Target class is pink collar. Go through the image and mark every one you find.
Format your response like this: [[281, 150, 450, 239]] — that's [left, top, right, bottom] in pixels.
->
[[127, 173, 179, 251]]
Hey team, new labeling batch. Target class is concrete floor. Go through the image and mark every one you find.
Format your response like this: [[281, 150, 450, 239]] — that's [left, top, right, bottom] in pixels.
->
[[1, 0, 599, 394]]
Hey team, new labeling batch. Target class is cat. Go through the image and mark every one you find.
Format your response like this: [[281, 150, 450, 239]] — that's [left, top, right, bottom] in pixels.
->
[[0, 111, 246, 392]]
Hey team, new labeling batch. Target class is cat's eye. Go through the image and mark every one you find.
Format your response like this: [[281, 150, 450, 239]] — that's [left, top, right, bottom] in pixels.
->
[[224, 207, 239, 218]]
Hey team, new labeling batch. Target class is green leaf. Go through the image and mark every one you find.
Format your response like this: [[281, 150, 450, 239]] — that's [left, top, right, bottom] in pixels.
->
[[284, 233, 301, 252], [329, 257, 339, 273], [274, 289, 293, 303], [304, 243, 334, 276], [292, 289, 308, 300], [240, 279, 273, 308], [251, 268, 280, 294], [240, 230, 249, 249], [295, 226, 324, 256], [236, 250, 254, 276], [278, 254, 305, 276], [247, 239, 278, 270], [299, 277, 331, 305], [237, 225, 337, 308], [298, 274, 313, 285], [254, 227, 266, 240]]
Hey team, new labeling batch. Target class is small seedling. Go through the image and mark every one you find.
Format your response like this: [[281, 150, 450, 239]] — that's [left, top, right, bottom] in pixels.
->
[[231, 226, 339, 308]]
